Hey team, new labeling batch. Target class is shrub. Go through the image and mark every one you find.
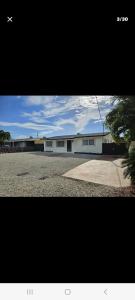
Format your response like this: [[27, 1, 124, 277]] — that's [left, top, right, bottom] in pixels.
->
[[122, 148, 135, 185]]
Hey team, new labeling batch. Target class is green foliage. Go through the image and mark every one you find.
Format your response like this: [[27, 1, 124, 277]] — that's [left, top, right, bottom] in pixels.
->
[[105, 96, 135, 144], [122, 148, 135, 185], [105, 96, 135, 186], [0, 130, 11, 144]]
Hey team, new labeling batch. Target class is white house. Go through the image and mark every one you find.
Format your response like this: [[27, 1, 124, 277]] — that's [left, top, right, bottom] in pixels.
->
[[44, 132, 113, 154]]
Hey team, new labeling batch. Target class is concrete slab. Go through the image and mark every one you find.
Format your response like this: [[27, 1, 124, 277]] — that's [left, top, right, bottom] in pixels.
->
[[62, 158, 131, 188], [112, 158, 131, 187]]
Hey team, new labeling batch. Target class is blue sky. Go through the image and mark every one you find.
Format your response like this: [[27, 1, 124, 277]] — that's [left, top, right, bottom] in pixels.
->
[[0, 96, 114, 139]]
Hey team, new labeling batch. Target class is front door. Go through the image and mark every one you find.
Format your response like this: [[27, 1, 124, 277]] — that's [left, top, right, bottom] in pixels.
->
[[67, 140, 72, 152]]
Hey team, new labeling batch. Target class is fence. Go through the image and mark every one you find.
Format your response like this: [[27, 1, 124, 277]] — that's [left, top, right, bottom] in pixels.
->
[[102, 143, 128, 155], [0, 144, 44, 154]]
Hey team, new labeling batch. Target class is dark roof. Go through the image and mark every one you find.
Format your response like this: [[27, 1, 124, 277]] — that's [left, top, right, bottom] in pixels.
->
[[46, 132, 110, 140]]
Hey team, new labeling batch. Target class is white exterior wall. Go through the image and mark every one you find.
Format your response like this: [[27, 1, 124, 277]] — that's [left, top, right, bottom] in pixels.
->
[[44, 140, 68, 153], [72, 137, 103, 154], [44, 137, 103, 154], [103, 133, 114, 143]]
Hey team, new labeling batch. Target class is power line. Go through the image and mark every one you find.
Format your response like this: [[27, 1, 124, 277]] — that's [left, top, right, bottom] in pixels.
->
[[95, 96, 104, 135], [95, 96, 102, 121]]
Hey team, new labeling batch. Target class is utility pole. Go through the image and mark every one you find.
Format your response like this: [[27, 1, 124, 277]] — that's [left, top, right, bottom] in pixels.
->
[[103, 121, 104, 135], [95, 96, 102, 121], [37, 131, 38, 138], [95, 96, 104, 145]]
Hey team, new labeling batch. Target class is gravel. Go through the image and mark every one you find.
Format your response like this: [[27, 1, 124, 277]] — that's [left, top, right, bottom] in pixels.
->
[[0, 152, 134, 197]]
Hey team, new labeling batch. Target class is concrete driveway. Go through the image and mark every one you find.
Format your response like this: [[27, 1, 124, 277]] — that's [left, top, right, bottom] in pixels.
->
[[63, 157, 131, 188]]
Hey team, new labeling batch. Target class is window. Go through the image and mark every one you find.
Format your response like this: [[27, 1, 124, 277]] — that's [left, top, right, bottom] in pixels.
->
[[82, 139, 95, 145], [83, 140, 89, 145], [89, 139, 94, 145], [46, 141, 53, 147], [56, 141, 64, 147]]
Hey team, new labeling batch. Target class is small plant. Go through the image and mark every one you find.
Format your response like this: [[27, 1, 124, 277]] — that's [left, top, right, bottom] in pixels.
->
[[122, 148, 135, 186]]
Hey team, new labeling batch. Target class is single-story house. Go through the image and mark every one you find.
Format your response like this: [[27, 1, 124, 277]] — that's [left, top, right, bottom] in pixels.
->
[[5, 137, 46, 151], [44, 132, 114, 154]]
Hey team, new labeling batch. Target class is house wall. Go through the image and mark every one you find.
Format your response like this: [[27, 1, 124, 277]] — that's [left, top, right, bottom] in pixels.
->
[[44, 140, 68, 153], [103, 133, 114, 143], [72, 137, 103, 154], [44, 136, 103, 154]]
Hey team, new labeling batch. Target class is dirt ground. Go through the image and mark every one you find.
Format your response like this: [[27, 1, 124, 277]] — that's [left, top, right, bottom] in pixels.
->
[[0, 152, 134, 197]]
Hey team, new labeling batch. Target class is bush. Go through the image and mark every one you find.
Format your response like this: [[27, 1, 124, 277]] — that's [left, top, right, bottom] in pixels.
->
[[122, 148, 135, 185]]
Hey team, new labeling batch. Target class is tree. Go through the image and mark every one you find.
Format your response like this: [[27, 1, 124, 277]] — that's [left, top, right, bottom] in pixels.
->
[[122, 148, 135, 186], [105, 96, 135, 187], [105, 96, 135, 144], [0, 130, 11, 145]]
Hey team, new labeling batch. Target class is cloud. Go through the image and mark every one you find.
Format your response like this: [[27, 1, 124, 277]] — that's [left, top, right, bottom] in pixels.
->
[[0, 121, 62, 132], [14, 135, 29, 139], [94, 119, 104, 123], [1, 96, 113, 135], [55, 118, 76, 126], [22, 111, 46, 123], [22, 111, 42, 117], [74, 109, 99, 132], [37, 131, 55, 137], [25, 96, 56, 106], [21, 96, 113, 132], [24, 95, 113, 117]]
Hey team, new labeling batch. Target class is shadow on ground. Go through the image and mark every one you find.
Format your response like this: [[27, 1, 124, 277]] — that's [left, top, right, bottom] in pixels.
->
[[28, 151, 123, 160]]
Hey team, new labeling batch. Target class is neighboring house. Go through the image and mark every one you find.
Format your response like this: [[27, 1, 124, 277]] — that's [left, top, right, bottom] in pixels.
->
[[6, 137, 46, 151], [44, 132, 113, 154]]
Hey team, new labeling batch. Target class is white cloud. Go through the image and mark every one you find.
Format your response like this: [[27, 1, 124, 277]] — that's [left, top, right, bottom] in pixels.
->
[[94, 119, 104, 123], [55, 118, 76, 126], [14, 135, 29, 139], [25, 95, 112, 116], [74, 109, 99, 132], [0, 121, 62, 132], [26, 117, 46, 123], [22, 111, 42, 117], [25, 96, 55, 106], [21, 96, 113, 132], [1, 96, 113, 135], [22, 111, 46, 123]]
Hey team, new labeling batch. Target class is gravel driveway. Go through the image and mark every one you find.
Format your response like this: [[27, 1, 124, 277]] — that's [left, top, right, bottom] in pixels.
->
[[0, 152, 133, 197]]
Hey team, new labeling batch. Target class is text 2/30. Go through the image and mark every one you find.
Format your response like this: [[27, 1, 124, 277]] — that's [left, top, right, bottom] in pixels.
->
[[117, 17, 128, 22]]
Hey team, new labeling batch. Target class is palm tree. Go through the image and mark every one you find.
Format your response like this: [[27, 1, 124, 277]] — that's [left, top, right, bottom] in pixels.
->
[[0, 130, 11, 145]]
